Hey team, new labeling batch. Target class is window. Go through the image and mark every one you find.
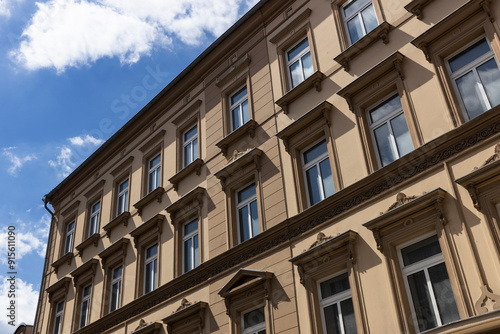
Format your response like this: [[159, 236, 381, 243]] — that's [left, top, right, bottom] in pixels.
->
[[52, 301, 64, 334], [144, 243, 158, 294], [368, 94, 413, 167], [109, 265, 122, 312], [183, 125, 198, 167], [116, 178, 129, 216], [89, 200, 100, 236], [302, 139, 335, 206], [63, 221, 75, 254], [79, 285, 91, 328], [287, 38, 314, 89], [398, 234, 460, 332], [318, 273, 357, 334], [236, 183, 259, 243], [446, 38, 500, 121], [230, 86, 250, 131], [242, 306, 266, 334], [183, 219, 199, 273], [342, 0, 378, 45], [148, 154, 161, 193]]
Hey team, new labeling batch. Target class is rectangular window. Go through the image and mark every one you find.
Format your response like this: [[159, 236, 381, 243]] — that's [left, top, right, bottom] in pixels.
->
[[318, 273, 357, 334], [89, 201, 100, 236], [287, 38, 314, 88], [116, 178, 129, 216], [303, 139, 335, 206], [242, 306, 266, 334], [369, 94, 413, 167], [399, 235, 460, 332], [230, 86, 250, 131], [182, 219, 199, 273], [183, 125, 198, 167], [109, 266, 122, 312], [79, 285, 91, 329], [342, 0, 378, 45], [148, 154, 161, 193], [53, 301, 64, 334], [64, 221, 75, 254], [236, 183, 259, 243], [447, 37, 500, 121], [144, 244, 158, 294]]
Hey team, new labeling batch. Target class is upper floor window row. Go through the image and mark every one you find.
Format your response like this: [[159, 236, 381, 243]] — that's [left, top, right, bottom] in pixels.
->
[[342, 0, 378, 45]]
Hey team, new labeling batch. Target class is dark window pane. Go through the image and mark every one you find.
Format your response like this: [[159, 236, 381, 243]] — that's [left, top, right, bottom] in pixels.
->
[[238, 183, 256, 203], [319, 158, 335, 198], [287, 39, 309, 61], [428, 263, 460, 325], [302, 51, 314, 80], [407, 270, 437, 331], [449, 38, 490, 73], [320, 273, 350, 299], [184, 219, 198, 236], [343, 0, 366, 18], [390, 113, 412, 157], [373, 123, 396, 167], [456, 71, 488, 119], [369, 95, 401, 123], [341, 298, 358, 334], [244, 307, 265, 328], [361, 4, 377, 34], [250, 200, 259, 237], [306, 166, 322, 205], [324, 303, 341, 334], [239, 206, 250, 242], [290, 60, 302, 88], [477, 58, 500, 108], [401, 235, 441, 267], [304, 140, 327, 164], [231, 86, 247, 105], [347, 16, 363, 44]]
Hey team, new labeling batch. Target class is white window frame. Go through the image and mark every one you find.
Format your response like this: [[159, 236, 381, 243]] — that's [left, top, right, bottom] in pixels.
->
[[116, 178, 129, 216], [89, 201, 100, 236], [183, 124, 198, 167], [64, 221, 75, 254], [148, 154, 161, 193], [341, 0, 378, 45], [109, 265, 122, 313], [236, 183, 259, 244], [144, 244, 158, 294], [286, 38, 312, 89], [368, 93, 410, 168], [241, 304, 266, 334], [79, 285, 91, 329], [182, 219, 199, 274], [317, 271, 355, 334], [230, 85, 249, 132], [52, 301, 64, 334], [445, 36, 500, 121], [302, 139, 334, 207], [397, 232, 456, 333]]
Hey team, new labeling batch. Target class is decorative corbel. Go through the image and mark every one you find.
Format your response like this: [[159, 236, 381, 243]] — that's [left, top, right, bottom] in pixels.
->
[[420, 42, 431, 63], [475, 284, 500, 314], [155, 191, 163, 203], [466, 184, 481, 211], [297, 265, 306, 286], [219, 175, 227, 191], [373, 228, 382, 252], [220, 144, 228, 157], [434, 197, 447, 226], [248, 122, 256, 138], [393, 58, 404, 80], [340, 58, 350, 72], [282, 103, 289, 115], [224, 298, 230, 315], [413, 6, 423, 20], [253, 153, 261, 172], [347, 239, 356, 265], [313, 76, 322, 92], [344, 93, 353, 111], [480, 0, 494, 22], [321, 108, 331, 127], [166, 323, 173, 334], [264, 276, 272, 301], [282, 137, 290, 153], [379, 26, 390, 44]]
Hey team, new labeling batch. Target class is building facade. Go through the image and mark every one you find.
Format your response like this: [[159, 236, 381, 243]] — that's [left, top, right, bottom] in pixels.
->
[[34, 0, 500, 333]]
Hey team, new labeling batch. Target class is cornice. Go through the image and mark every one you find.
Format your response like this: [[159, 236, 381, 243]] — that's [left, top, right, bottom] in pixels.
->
[[130, 214, 165, 247], [133, 187, 165, 217], [64, 87, 500, 334], [275, 71, 325, 114], [98, 238, 130, 268], [404, 0, 435, 19], [165, 187, 205, 222], [215, 120, 258, 156], [70, 258, 99, 287], [51, 252, 73, 274], [102, 211, 131, 238], [75, 233, 100, 258], [168, 159, 204, 191]]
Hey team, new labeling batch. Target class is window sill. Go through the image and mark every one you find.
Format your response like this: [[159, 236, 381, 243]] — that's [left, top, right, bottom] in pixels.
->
[[51, 252, 73, 273], [103, 211, 131, 238], [75, 233, 100, 257], [275, 71, 325, 114], [420, 309, 500, 334], [133, 187, 165, 216], [216, 120, 258, 156], [404, 0, 434, 20], [168, 159, 204, 191], [334, 21, 392, 71]]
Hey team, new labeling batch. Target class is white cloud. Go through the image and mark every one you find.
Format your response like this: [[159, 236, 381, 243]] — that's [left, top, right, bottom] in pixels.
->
[[69, 134, 104, 147], [11, 0, 247, 72], [0, 275, 39, 331], [48, 146, 74, 179], [0, 0, 22, 17], [2, 147, 37, 177]]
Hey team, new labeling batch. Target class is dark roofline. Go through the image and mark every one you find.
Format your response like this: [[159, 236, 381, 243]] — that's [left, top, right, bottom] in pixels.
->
[[45, 0, 269, 201]]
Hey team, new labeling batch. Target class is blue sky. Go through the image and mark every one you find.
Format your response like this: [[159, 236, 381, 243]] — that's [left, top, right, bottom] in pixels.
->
[[0, 0, 257, 331]]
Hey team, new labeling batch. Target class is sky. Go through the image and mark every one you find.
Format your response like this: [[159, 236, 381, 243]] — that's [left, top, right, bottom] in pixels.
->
[[0, 0, 258, 332]]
